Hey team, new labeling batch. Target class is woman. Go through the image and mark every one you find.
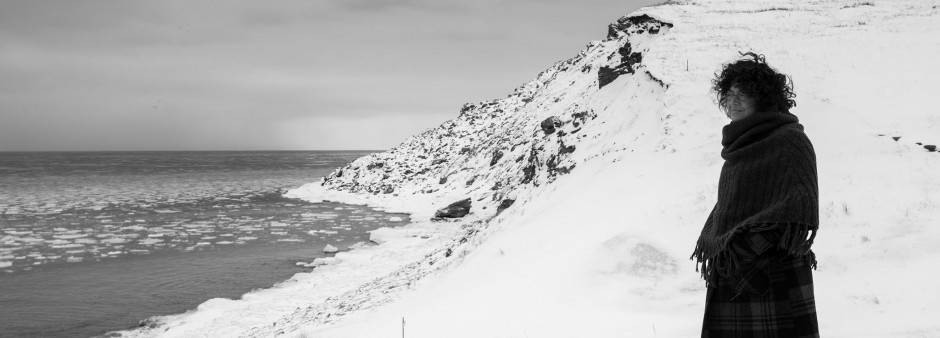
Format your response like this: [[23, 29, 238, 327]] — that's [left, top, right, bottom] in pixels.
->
[[691, 52, 820, 337]]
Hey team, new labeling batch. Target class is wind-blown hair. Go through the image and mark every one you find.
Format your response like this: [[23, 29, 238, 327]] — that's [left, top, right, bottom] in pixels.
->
[[712, 52, 796, 113]]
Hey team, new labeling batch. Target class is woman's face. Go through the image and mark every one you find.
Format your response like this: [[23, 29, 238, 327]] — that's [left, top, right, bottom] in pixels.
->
[[724, 85, 757, 122]]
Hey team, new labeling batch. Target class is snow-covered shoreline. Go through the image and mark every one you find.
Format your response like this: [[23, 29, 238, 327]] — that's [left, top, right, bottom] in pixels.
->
[[116, 0, 940, 336]]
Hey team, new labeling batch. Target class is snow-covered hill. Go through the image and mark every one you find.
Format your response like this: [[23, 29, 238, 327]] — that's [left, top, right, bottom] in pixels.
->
[[119, 0, 940, 337]]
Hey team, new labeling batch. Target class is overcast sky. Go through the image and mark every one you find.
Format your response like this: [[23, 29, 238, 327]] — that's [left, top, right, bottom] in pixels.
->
[[0, 0, 660, 151]]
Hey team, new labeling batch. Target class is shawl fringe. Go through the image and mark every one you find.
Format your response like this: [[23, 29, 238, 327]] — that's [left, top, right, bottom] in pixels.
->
[[690, 222, 817, 286]]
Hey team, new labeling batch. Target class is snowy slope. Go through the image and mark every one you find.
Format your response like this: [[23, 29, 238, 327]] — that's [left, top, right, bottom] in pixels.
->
[[117, 0, 940, 337]]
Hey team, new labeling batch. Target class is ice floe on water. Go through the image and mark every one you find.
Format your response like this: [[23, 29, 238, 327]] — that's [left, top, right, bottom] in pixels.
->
[[0, 192, 411, 273]]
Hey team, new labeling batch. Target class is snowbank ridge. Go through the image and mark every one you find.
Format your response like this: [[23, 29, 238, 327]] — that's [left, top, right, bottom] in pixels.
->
[[312, 14, 674, 215], [119, 0, 940, 336]]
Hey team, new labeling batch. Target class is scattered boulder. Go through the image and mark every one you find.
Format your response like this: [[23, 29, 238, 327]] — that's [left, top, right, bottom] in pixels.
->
[[496, 199, 515, 215], [598, 66, 620, 89], [433, 198, 472, 220], [323, 244, 339, 253], [541, 116, 562, 134], [439, 176, 448, 184], [617, 41, 643, 72], [892, 136, 901, 141], [490, 149, 504, 166], [366, 162, 385, 170], [925, 145, 937, 152], [521, 164, 536, 184], [599, 41, 643, 89], [490, 180, 502, 191]]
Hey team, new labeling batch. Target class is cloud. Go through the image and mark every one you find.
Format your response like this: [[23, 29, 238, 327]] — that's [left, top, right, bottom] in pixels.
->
[[326, 0, 467, 13], [0, 0, 661, 151]]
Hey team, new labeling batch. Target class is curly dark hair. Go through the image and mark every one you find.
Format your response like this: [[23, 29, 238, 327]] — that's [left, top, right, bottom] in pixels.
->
[[712, 52, 796, 113]]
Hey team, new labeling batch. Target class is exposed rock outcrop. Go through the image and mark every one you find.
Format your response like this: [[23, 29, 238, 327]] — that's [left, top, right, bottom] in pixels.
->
[[310, 13, 671, 219], [599, 14, 674, 88], [433, 198, 472, 220]]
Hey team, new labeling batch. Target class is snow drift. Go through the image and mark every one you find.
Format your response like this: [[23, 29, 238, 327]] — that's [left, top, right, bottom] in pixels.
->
[[117, 0, 940, 337]]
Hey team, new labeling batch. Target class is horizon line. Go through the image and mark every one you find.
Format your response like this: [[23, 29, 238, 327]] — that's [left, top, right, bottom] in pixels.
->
[[0, 149, 388, 153]]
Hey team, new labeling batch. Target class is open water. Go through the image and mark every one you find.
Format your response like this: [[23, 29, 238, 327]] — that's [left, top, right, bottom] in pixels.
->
[[0, 151, 408, 338]]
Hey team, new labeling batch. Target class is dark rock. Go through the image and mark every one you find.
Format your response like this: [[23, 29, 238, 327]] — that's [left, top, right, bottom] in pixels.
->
[[916, 142, 923, 145], [458, 103, 476, 117], [521, 164, 536, 184], [433, 198, 472, 219], [383, 186, 394, 194], [607, 14, 675, 40], [617, 42, 643, 68], [598, 66, 620, 89], [560, 144, 576, 154], [491, 180, 502, 190], [490, 149, 504, 166], [466, 176, 476, 187], [554, 164, 576, 175], [445, 248, 453, 257], [459, 146, 473, 155], [892, 136, 901, 141], [644, 70, 668, 88], [541, 116, 562, 134], [599, 42, 643, 89], [367, 162, 385, 170], [439, 176, 448, 184], [432, 159, 447, 165], [496, 199, 515, 215], [571, 110, 594, 126], [546, 154, 559, 170], [925, 145, 937, 152], [515, 155, 524, 162]]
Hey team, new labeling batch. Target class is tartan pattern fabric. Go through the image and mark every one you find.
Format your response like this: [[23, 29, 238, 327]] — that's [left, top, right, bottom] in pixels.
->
[[694, 110, 821, 337], [726, 230, 780, 296], [702, 248, 819, 338]]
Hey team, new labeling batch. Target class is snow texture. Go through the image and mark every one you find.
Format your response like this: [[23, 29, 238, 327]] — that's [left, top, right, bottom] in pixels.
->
[[113, 0, 940, 337]]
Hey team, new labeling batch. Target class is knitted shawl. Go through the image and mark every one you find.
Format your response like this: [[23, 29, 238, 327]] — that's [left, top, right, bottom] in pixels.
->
[[691, 110, 819, 285]]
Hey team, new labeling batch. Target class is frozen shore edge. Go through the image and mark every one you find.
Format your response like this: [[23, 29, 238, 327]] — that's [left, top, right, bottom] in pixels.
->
[[109, 179, 492, 337]]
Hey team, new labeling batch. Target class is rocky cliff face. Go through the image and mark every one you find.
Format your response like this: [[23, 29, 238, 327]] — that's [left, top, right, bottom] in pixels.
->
[[318, 14, 674, 218]]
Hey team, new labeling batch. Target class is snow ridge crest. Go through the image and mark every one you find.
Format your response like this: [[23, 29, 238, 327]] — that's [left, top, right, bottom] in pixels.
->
[[316, 13, 674, 219]]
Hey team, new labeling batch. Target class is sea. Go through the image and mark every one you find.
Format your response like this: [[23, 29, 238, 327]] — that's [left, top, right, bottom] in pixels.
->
[[0, 151, 410, 338]]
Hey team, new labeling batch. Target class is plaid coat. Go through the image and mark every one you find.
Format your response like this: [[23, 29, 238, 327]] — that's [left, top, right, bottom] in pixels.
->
[[701, 231, 819, 338]]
